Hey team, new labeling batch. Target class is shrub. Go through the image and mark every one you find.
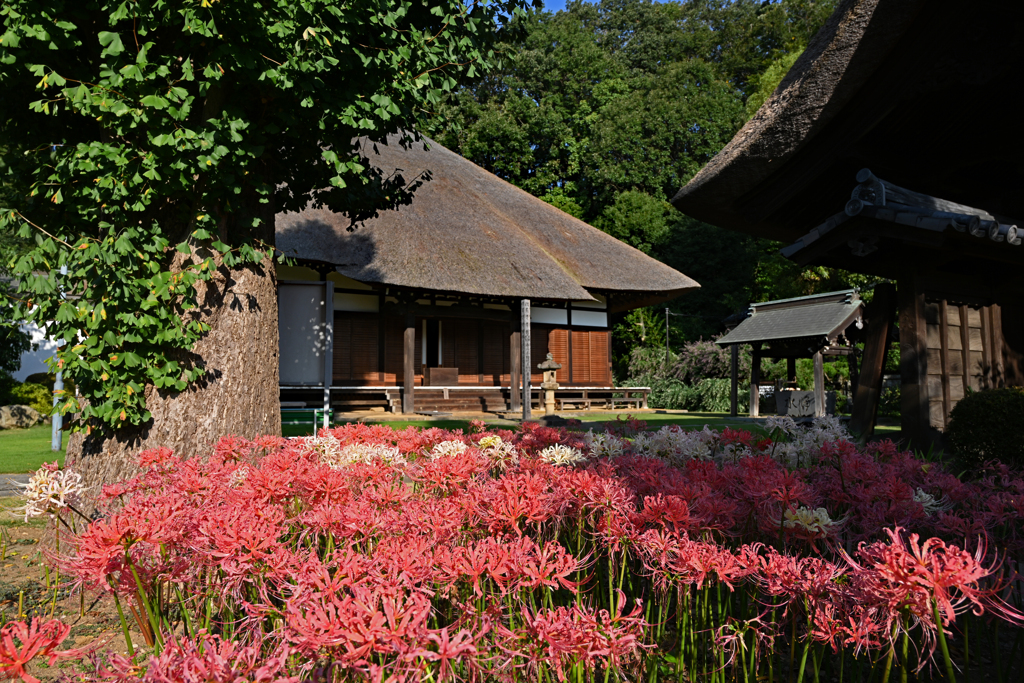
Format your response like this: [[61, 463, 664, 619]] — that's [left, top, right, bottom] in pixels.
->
[[946, 387, 1024, 474], [694, 378, 734, 413], [8, 381, 51, 415], [626, 347, 749, 412], [878, 386, 900, 418]]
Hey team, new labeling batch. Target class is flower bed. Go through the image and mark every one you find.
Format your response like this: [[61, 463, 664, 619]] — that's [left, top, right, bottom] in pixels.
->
[[4, 417, 1023, 682]]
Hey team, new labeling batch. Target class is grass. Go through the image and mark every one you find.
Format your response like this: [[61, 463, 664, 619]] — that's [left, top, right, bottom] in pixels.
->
[[0, 424, 65, 474], [329, 412, 773, 436], [0, 412, 899, 471]]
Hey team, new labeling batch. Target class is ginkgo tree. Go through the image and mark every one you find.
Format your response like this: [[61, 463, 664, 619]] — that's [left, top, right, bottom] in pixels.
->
[[0, 0, 530, 491]]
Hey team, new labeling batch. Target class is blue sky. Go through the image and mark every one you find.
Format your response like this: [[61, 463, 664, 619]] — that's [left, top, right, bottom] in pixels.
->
[[540, 0, 570, 12]]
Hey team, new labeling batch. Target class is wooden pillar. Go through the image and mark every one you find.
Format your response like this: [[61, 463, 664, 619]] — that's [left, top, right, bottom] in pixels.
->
[[897, 271, 932, 451], [567, 303, 573, 385], [521, 299, 532, 420], [849, 283, 895, 438], [787, 357, 797, 386], [847, 350, 860, 395], [939, 300, 952, 427], [477, 319, 485, 385], [509, 311, 521, 411], [959, 304, 971, 405], [402, 312, 415, 414], [749, 344, 761, 418], [730, 344, 739, 417], [991, 304, 1006, 386], [979, 306, 991, 390], [377, 292, 386, 382], [813, 350, 825, 418]]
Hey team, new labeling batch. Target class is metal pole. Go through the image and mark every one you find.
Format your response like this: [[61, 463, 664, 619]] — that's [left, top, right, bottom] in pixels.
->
[[51, 370, 63, 451], [52, 263, 67, 452], [665, 307, 670, 366], [521, 299, 531, 420]]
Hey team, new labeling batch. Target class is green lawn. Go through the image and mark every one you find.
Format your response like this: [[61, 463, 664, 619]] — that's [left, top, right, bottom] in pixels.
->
[[334, 412, 770, 435], [0, 425, 65, 473], [0, 412, 890, 472]]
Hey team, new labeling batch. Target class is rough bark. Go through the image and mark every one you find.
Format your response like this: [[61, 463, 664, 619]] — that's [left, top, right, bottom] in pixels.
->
[[66, 258, 281, 499]]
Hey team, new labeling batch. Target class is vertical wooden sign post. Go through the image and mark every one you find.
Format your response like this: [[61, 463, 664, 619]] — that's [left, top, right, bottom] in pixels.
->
[[322, 280, 334, 430], [403, 312, 416, 414], [521, 299, 532, 420]]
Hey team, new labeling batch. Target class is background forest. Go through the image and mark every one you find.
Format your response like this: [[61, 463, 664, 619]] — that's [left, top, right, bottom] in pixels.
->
[[426, 0, 889, 378], [1, 0, 896, 415]]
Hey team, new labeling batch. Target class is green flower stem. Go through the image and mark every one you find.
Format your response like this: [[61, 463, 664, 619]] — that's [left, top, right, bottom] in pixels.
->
[[932, 599, 956, 683], [111, 591, 136, 659]]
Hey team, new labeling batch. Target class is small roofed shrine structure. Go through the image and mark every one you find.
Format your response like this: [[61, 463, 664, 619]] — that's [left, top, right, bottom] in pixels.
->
[[717, 290, 865, 419], [275, 134, 699, 417], [671, 0, 1024, 448]]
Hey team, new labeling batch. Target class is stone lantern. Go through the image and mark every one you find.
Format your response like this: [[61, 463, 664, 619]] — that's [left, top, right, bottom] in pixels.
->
[[537, 352, 562, 416]]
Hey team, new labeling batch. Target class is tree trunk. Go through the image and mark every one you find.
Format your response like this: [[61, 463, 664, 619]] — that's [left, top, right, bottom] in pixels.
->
[[66, 258, 281, 499]]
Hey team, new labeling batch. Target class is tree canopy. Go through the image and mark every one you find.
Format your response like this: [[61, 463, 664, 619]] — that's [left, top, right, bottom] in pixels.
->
[[428, 0, 888, 366], [0, 0, 532, 431]]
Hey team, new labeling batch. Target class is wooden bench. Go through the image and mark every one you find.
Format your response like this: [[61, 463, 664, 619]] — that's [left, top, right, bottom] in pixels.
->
[[555, 398, 592, 410], [608, 396, 645, 410]]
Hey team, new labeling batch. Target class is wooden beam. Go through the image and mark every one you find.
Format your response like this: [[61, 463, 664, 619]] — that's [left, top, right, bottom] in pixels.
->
[[567, 303, 573, 385], [749, 344, 761, 418], [897, 270, 933, 451], [813, 350, 825, 417], [991, 304, 1006, 386], [849, 283, 895, 438], [980, 306, 991, 390], [377, 292, 386, 382], [384, 301, 513, 323], [847, 347, 860, 396], [939, 300, 952, 428], [510, 315, 521, 412], [959, 304, 971, 405], [402, 313, 415, 414], [477, 319, 484, 385], [730, 344, 738, 417]]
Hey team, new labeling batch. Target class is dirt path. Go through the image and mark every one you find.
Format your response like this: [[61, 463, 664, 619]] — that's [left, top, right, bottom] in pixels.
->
[[1, 523, 150, 681]]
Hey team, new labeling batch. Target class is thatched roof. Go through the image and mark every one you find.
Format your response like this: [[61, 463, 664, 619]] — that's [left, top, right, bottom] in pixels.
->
[[671, 0, 1024, 249], [277, 135, 698, 309]]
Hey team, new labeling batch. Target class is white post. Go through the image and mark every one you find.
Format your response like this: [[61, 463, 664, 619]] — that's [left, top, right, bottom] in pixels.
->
[[322, 280, 334, 430], [52, 263, 68, 452], [51, 369, 63, 452], [521, 299, 531, 420]]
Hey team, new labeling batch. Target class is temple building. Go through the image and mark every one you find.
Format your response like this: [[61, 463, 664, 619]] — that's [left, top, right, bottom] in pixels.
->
[[672, 0, 1024, 448], [275, 135, 698, 415]]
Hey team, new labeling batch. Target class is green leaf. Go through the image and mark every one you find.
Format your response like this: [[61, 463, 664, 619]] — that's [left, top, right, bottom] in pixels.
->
[[98, 31, 124, 57]]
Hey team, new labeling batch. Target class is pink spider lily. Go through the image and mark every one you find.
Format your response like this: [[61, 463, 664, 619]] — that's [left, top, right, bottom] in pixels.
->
[[0, 618, 87, 683]]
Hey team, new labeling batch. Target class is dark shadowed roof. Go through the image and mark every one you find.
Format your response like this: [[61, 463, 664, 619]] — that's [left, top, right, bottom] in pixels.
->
[[277, 135, 699, 308], [671, 0, 1024, 252], [716, 290, 863, 347]]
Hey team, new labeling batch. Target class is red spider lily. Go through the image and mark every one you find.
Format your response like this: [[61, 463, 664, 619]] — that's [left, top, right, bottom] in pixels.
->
[[422, 627, 480, 681], [500, 595, 649, 682], [0, 618, 86, 683], [756, 549, 846, 605], [847, 528, 1024, 627], [135, 634, 296, 683]]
